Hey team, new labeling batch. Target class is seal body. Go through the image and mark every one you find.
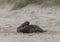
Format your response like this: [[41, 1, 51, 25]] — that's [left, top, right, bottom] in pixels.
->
[[22, 25, 46, 33]]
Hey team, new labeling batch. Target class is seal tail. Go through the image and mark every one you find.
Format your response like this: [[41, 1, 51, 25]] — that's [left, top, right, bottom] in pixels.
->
[[39, 30, 47, 33]]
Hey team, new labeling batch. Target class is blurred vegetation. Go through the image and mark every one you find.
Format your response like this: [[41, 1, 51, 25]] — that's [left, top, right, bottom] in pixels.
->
[[8, 0, 43, 10], [0, 0, 7, 5], [0, 0, 60, 9], [42, 0, 60, 7]]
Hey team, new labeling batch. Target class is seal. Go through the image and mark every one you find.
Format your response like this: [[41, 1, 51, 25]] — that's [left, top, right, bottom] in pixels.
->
[[17, 21, 47, 33]]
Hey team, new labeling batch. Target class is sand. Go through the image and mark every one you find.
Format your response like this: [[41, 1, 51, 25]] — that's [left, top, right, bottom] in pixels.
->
[[0, 4, 60, 42]]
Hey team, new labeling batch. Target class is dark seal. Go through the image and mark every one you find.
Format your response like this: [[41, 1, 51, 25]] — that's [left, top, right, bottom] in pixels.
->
[[17, 21, 47, 33]]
